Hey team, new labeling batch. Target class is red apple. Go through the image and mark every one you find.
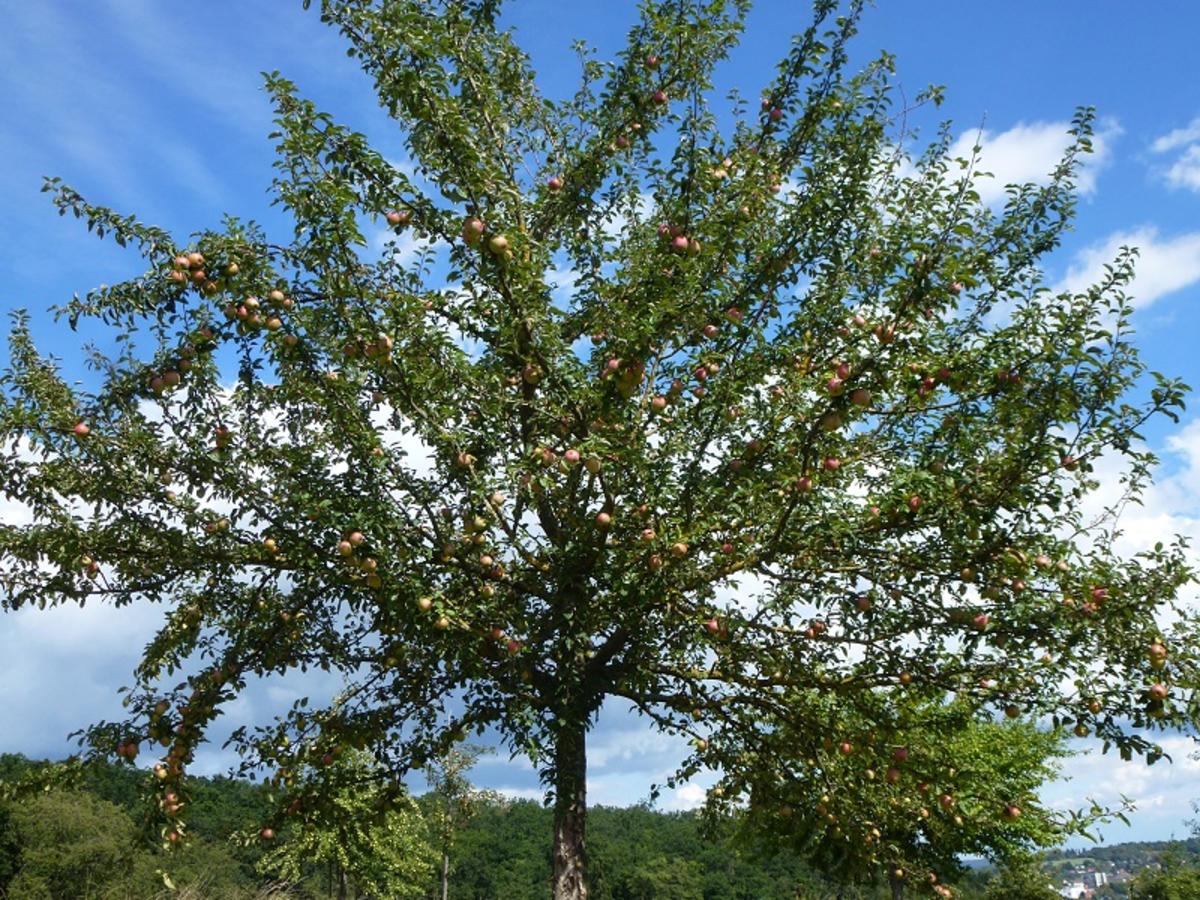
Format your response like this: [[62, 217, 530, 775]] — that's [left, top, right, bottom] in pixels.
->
[[1149, 683, 1169, 701], [704, 617, 721, 635], [260, 827, 275, 840], [72, 421, 90, 438], [595, 511, 612, 527], [652, 89, 668, 104]]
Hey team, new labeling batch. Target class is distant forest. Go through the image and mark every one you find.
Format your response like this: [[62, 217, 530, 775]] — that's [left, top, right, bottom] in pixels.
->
[[1, 753, 1197, 899]]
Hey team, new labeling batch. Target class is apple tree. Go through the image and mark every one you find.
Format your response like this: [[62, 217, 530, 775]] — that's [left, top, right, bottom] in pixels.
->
[[711, 699, 1116, 897], [0, 1, 1196, 898]]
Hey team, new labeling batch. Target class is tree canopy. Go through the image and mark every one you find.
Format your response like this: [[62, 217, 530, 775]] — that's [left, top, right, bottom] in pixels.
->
[[1, 0, 1197, 897]]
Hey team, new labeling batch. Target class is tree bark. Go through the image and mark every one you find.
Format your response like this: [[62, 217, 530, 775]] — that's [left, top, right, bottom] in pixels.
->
[[441, 847, 450, 900], [888, 872, 904, 900], [551, 717, 588, 900]]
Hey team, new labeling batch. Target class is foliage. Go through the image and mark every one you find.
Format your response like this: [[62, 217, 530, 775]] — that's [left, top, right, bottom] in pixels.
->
[[978, 854, 1060, 900], [255, 749, 435, 898], [2, 0, 1198, 895], [718, 702, 1111, 889], [1127, 853, 1200, 899]]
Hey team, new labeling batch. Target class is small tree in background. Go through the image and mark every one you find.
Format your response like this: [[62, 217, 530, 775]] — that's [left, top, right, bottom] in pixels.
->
[[1, 1, 1197, 898], [715, 700, 1109, 895], [255, 748, 434, 898], [423, 743, 498, 900]]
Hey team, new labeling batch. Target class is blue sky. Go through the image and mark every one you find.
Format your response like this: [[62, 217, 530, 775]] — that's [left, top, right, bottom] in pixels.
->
[[3, 0, 1200, 849]]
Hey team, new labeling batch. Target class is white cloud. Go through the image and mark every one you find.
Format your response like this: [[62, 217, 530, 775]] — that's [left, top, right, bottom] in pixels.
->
[[1163, 145, 1200, 192], [947, 118, 1121, 206], [1151, 117, 1200, 154], [1055, 226, 1200, 309], [1150, 116, 1200, 193]]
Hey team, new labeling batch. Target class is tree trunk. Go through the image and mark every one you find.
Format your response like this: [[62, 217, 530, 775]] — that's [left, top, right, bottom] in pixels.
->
[[337, 864, 348, 900], [888, 871, 904, 900], [551, 718, 588, 900], [441, 847, 450, 900]]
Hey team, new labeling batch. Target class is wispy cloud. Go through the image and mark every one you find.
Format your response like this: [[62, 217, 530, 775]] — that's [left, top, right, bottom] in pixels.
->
[[1149, 115, 1200, 193], [946, 118, 1122, 206], [1055, 226, 1200, 309]]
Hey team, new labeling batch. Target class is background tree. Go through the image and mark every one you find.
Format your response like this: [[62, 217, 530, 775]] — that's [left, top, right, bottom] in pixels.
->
[[978, 854, 1060, 900], [714, 699, 1116, 895], [1, 1, 1197, 899], [422, 743, 498, 900], [1128, 851, 1200, 899], [255, 748, 434, 899]]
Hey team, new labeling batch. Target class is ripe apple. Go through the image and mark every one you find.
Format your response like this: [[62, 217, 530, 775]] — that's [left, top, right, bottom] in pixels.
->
[[702, 323, 719, 339], [796, 476, 813, 493], [1001, 804, 1021, 821], [547, 176, 563, 191], [260, 827, 275, 840], [564, 448, 581, 464], [337, 540, 354, 557], [650, 395, 667, 412], [595, 511, 612, 527], [462, 217, 485, 246], [72, 421, 90, 438], [768, 107, 783, 122], [487, 234, 509, 255], [644, 53, 661, 68], [907, 495, 922, 512], [386, 210, 411, 226], [434, 616, 450, 630], [652, 89, 668, 104], [641, 528, 657, 542], [885, 766, 901, 784], [584, 456, 602, 474], [417, 596, 433, 612], [671, 235, 689, 254], [648, 554, 663, 571], [670, 542, 689, 558], [938, 793, 954, 810], [186, 251, 204, 268], [1149, 683, 1169, 701], [822, 457, 840, 472], [850, 388, 871, 407], [704, 617, 721, 635], [837, 741, 853, 755], [971, 613, 989, 631]]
